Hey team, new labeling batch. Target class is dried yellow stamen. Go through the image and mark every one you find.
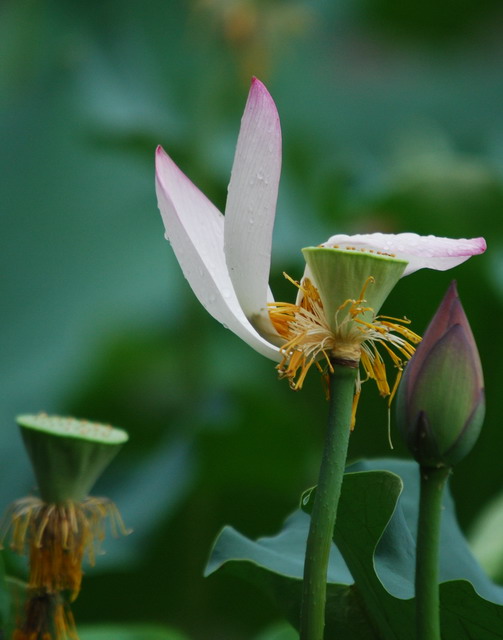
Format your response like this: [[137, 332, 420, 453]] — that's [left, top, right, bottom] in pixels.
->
[[13, 591, 78, 640], [1, 496, 130, 601]]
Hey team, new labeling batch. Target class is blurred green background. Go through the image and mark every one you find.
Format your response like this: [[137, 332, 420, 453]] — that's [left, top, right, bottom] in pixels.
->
[[1, 0, 503, 638]]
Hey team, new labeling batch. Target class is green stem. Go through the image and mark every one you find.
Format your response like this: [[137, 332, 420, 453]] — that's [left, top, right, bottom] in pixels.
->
[[415, 465, 451, 640], [300, 362, 358, 640]]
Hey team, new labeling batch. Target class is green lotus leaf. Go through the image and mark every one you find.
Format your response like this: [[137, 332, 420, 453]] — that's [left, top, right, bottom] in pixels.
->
[[207, 459, 503, 638]]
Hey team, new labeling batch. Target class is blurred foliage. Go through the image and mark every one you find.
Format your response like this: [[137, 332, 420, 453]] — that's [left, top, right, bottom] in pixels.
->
[[469, 491, 503, 583], [79, 625, 190, 640], [1, 0, 503, 638]]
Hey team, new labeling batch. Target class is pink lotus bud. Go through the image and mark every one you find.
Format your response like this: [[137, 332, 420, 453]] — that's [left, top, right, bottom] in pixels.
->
[[396, 282, 485, 467]]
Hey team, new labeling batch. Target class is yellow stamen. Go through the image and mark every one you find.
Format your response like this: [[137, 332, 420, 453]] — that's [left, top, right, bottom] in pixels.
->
[[350, 389, 361, 431], [13, 591, 78, 640], [269, 276, 337, 390], [1, 496, 130, 602], [268, 272, 421, 427]]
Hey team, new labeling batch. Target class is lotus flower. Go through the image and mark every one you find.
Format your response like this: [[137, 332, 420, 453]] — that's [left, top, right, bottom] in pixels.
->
[[155, 78, 486, 399]]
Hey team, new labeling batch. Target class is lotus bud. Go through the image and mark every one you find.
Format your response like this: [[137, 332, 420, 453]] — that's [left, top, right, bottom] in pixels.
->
[[396, 281, 485, 467]]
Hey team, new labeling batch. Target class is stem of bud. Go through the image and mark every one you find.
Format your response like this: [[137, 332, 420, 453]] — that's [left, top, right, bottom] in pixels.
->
[[415, 464, 451, 640]]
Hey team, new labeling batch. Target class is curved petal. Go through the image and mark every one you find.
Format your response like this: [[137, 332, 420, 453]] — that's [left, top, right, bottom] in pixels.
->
[[224, 78, 282, 322], [323, 232, 486, 276], [155, 146, 280, 361]]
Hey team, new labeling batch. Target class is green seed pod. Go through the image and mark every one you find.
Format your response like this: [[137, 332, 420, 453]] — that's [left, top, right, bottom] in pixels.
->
[[17, 414, 128, 503], [302, 247, 407, 331], [396, 282, 484, 467]]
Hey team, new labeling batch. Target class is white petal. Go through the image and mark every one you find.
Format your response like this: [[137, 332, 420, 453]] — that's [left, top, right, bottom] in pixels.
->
[[323, 232, 486, 276], [155, 146, 280, 361], [224, 78, 282, 322]]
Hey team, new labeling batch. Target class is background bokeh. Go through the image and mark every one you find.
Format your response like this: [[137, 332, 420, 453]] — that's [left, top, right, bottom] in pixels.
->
[[1, 1, 503, 638]]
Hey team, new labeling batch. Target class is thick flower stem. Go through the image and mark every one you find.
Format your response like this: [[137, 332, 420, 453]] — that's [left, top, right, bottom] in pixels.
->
[[415, 465, 451, 640], [300, 362, 358, 640]]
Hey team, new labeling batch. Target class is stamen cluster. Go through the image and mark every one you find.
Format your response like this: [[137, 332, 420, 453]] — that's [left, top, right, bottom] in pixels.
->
[[1, 496, 129, 639], [268, 274, 421, 423]]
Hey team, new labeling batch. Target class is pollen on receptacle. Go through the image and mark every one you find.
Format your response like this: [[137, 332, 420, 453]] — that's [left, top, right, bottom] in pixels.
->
[[338, 246, 396, 258], [16, 414, 128, 444]]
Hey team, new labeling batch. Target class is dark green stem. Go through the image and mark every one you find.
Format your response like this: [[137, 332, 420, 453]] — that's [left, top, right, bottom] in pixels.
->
[[415, 465, 451, 640], [300, 362, 358, 640]]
